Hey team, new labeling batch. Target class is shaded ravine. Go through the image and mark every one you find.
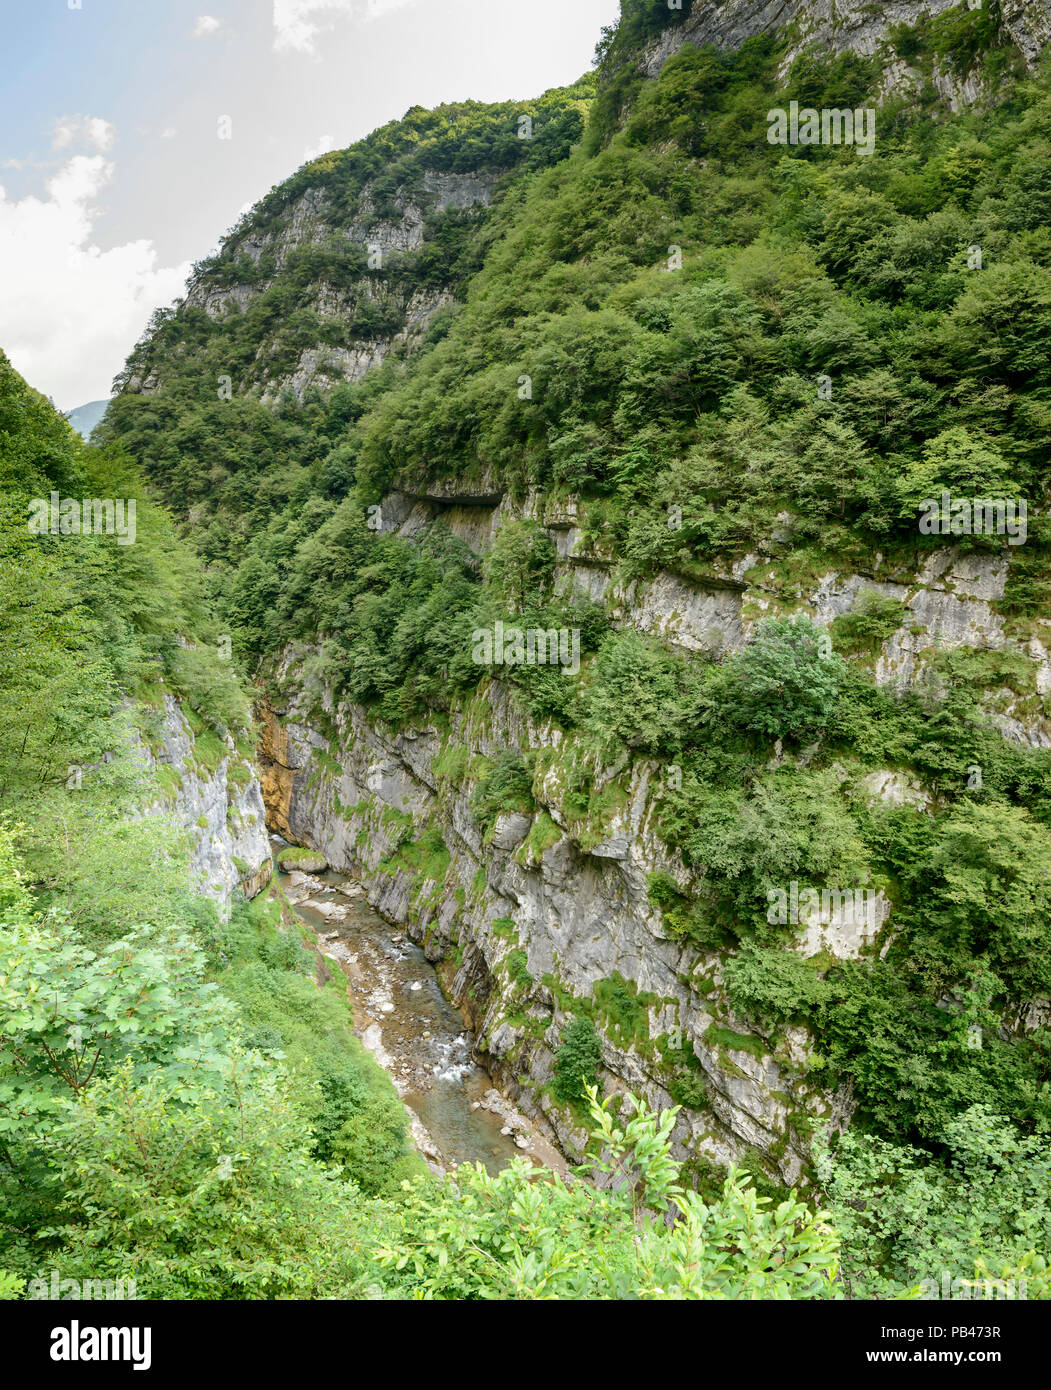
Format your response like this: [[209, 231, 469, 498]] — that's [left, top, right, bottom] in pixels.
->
[[271, 839, 564, 1176]]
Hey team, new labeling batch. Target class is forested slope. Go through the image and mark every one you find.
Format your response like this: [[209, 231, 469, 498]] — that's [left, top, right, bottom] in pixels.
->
[[10, 0, 1050, 1298], [0, 358, 423, 1295]]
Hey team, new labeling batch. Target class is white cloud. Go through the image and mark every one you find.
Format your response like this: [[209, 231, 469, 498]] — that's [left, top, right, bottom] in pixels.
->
[[272, 0, 412, 54], [0, 156, 191, 408], [364, 0, 415, 15], [160, 127, 178, 140], [191, 15, 225, 38], [302, 133, 335, 162], [52, 115, 115, 152]]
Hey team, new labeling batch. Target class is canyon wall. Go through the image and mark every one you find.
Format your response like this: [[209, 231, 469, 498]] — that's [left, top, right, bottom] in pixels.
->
[[257, 470, 1049, 1181], [141, 694, 272, 916]]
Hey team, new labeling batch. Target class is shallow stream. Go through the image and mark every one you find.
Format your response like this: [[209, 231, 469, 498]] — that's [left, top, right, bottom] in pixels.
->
[[271, 839, 560, 1175]]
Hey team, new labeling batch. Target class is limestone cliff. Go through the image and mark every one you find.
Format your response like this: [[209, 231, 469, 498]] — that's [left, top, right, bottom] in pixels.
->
[[256, 460, 1048, 1180], [377, 483, 1051, 748], [259, 674, 852, 1182], [141, 694, 271, 916], [636, 0, 1051, 109]]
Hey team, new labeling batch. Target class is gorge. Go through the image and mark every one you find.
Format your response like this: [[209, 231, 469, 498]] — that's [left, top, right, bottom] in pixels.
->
[[4, 0, 1051, 1303]]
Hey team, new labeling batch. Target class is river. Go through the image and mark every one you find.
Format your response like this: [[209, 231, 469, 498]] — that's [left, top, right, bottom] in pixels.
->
[[271, 838, 563, 1176]]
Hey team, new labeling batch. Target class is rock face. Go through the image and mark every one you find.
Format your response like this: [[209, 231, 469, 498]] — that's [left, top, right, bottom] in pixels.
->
[[141, 695, 272, 916], [166, 171, 499, 403], [376, 482, 1051, 748], [640, 0, 1051, 108], [259, 669, 856, 1185]]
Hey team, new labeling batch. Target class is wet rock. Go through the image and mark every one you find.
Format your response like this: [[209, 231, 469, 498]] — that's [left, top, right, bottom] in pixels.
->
[[306, 899, 347, 920]]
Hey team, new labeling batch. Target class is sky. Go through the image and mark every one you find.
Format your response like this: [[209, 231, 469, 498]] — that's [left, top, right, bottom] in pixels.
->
[[0, 0, 620, 410]]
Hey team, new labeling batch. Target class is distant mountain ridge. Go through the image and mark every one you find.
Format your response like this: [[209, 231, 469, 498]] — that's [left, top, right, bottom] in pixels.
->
[[64, 398, 110, 440]]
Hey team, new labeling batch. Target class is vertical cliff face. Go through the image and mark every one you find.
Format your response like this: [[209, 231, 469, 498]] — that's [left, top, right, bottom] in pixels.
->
[[374, 482, 1051, 747], [257, 668, 855, 1183], [639, 0, 1051, 86], [142, 695, 271, 916], [604, 0, 1051, 119]]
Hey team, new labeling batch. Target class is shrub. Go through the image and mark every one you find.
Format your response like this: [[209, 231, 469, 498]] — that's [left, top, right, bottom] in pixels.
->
[[711, 616, 846, 742], [552, 1017, 603, 1105]]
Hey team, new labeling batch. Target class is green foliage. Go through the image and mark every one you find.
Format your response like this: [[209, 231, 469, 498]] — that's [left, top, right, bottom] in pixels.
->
[[710, 617, 846, 742], [580, 629, 701, 753], [370, 1085, 843, 1299], [0, 362, 424, 1283], [483, 519, 557, 611], [816, 1106, 1051, 1299], [592, 971, 658, 1048], [890, 1, 1018, 82], [46, 1, 1051, 1299], [896, 426, 1019, 523], [905, 800, 1051, 999], [552, 1016, 602, 1105], [211, 897, 419, 1195], [40, 1061, 370, 1299], [809, 957, 1051, 1142], [0, 351, 253, 806], [663, 767, 870, 943], [470, 749, 536, 833], [276, 846, 327, 871], [0, 915, 234, 1123], [723, 946, 833, 1027], [830, 590, 908, 656]]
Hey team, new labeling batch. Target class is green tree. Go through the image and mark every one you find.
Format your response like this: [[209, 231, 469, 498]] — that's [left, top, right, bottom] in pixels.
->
[[40, 1061, 370, 1299], [897, 426, 1017, 520], [710, 616, 846, 742], [484, 520, 557, 613], [815, 1106, 1051, 1299], [552, 1016, 603, 1105]]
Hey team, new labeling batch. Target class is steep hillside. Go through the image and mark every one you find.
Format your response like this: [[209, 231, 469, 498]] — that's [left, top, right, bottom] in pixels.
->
[[0, 352, 270, 919], [614, 0, 1051, 107], [103, 83, 592, 571], [0, 354, 436, 1297], [103, 0, 1051, 1279]]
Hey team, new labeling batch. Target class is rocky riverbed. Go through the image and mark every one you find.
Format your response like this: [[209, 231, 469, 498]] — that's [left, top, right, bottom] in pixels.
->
[[273, 839, 566, 1177]]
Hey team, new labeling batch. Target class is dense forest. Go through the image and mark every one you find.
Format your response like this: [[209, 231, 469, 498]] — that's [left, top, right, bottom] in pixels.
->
[[3, 0, 1051, 1301]]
